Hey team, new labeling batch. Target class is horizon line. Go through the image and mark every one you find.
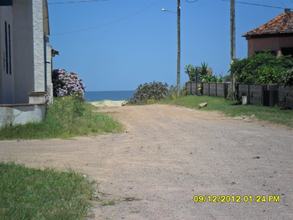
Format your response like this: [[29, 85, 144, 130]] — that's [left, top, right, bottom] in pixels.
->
[[85, 90, 134, 92]]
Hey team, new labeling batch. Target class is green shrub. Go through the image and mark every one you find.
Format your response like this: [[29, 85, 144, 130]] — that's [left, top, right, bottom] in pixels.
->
[[185, 63, 224, 83], [201, 74, 224, 83], [129, 82, 169, 104], [200, 62, 213, 76], [185, 64, 198, 82], [280, 68, 293, 86], [231, 53, 293, 85], [185, 63, 213, 82]]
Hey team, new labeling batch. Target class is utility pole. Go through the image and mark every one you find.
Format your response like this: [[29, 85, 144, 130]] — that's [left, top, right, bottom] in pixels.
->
[[177, 0, 181, 96], [230, 0, 236, 99]]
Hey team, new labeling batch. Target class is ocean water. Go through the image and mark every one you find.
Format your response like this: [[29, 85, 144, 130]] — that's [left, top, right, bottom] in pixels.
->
[[85, 91, 134, 101]]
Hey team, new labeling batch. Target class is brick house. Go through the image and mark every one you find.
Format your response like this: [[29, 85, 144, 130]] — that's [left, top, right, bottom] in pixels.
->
[[244, 9, 293, 57]]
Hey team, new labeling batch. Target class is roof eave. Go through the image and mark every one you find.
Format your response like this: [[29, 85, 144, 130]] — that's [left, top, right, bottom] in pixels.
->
[[243, 32, 293, 39]]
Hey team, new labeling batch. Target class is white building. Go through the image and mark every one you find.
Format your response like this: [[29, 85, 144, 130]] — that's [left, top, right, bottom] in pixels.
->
[[0, 0, 54, 127], [0, 0, 53, 105]]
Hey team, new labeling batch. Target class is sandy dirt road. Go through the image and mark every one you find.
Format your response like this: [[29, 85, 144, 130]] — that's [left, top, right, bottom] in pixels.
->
[[0, 104, 292, 220]]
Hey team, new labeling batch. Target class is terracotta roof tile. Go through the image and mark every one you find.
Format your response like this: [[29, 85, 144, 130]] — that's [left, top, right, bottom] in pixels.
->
[[244, 10, 293, 37]]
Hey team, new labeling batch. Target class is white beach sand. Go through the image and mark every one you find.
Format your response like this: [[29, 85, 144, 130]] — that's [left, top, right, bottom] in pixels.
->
[[90, 100, 127, 107]]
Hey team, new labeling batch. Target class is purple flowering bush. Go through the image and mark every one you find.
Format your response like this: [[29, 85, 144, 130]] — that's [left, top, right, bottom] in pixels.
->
[[52, 69, 85, 98], [129, 81, 169, 104]]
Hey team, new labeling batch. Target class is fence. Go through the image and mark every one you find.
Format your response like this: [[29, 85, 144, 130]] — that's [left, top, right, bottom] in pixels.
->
[[186, 82, 293, 108], [201, 83, 228, 97], [186, 82, 202, 95], [279, 86, 293, 108]]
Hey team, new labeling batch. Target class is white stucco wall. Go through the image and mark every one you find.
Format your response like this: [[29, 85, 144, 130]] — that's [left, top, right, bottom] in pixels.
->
[[46, 41, 53, 103], [12, 0, 34, 103], [0, 0, 50, 105], [0, 1, 50, 127], [32, 0, 45, 92], [0, 104, 46, 128]]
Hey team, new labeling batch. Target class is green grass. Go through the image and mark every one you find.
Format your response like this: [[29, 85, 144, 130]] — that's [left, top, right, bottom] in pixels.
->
[[160, 96, 293, 128], [0, 96, 122, 140], [0, 163, 93, 220]]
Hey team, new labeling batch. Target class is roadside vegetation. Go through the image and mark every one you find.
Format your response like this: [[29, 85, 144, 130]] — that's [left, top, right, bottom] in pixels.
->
[[160, 95, 293, 128], [185, 62, 229, 83], [0, 163, 93, 220], [129, 81, 169, 104], [0, 96, 122, 140], [231, 53, 293, 85], [185, 53, 293, 85], [52, 69, 85, 97]]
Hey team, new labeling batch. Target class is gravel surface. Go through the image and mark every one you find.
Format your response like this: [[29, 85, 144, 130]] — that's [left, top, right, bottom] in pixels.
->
[[0, 104, 292, 220]]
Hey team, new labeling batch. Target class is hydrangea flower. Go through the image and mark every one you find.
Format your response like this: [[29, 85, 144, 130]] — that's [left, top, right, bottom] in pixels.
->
[[52, 69, 85, 98]]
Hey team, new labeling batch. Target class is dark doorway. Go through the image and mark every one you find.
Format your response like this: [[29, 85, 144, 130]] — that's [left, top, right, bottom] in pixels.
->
[[281, 47, 293, 57]]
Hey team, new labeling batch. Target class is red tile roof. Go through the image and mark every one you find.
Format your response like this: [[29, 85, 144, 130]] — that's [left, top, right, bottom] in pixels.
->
[[244, 10, 293, 37]]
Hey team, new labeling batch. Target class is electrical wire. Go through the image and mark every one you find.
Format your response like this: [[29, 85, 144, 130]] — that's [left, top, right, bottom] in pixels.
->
[[185, 0, 199, 3], [49, 0, 290, 37], [48, 0, 109, 5], [221, 0, 289, 10]]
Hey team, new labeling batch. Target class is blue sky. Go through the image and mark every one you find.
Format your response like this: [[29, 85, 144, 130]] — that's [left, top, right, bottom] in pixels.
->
[[48, 0, 293, 91]]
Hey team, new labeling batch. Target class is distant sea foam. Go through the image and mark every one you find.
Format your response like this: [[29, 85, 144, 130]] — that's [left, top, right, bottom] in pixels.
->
[[85, 91, 134, 101]]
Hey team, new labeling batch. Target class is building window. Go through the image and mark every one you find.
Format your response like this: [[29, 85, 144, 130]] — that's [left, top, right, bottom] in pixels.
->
[[5, 21, 8, 74], [4, 21, 12, 75], [8, 24, 11, 74]]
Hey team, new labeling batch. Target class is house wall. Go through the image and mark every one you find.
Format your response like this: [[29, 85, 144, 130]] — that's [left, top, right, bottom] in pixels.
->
[[32, 0, 45, 93], [12, 0, 34, 103], [248, 36, 293, 56], [0, 6, 15, 104], [0, 0, 49, 104], [45, 41, 53, 103], [0, 103, 46, 127]]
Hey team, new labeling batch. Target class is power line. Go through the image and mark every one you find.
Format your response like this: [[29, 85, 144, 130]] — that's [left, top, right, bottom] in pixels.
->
[[50, 0, 200, 5], [50, 0, 289, 36], [186, 0, 289, 10], [185, 0, 199, 3], [221, 0, 288, 10], [48, 0, 109, 5]]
